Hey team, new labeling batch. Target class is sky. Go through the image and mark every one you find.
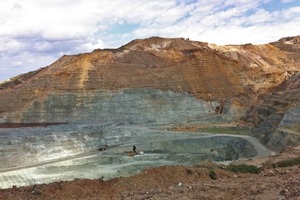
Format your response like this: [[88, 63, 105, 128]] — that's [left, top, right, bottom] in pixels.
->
[[0, 0, 299, 81]]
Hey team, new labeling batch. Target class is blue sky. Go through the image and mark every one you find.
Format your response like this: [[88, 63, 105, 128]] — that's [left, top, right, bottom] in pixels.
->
[[0, 0, 299, 81]]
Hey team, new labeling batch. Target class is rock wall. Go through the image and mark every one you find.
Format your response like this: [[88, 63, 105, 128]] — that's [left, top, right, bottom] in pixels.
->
[[279, 103, 300, 132], [246, 72, 300, 150], [20, 89, 235, 124]]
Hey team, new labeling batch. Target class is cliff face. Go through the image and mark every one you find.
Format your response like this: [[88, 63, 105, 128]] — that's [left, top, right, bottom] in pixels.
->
[[239, 36, 300, 150], [245, 72, 300, 150], [0, 37, 299, 133]]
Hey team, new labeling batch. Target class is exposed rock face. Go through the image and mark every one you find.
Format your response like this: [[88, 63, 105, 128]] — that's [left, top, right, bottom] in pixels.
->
[[271, 36, 300, 55], [21, 89, 223, 124], [0, 36, 299, 150], [245, 72, 300, 150], [0, 37, 244, 123]]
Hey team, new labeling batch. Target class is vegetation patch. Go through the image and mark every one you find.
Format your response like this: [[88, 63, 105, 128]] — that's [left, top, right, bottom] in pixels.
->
[[209, 170, 217, 180], [227, 164, 261, 174], [186, 169, 194, 175], [272, 157, 300, 168]]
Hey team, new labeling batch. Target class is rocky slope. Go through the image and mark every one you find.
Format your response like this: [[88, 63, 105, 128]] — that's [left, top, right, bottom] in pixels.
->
[[0, 36, 300, 199], [0, 36, 299, 124], [240, 36, 300, 150], [0, 36, 299, 151], [245, 72, 300, 150]]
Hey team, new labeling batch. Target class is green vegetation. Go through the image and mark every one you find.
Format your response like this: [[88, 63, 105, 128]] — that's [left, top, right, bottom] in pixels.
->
[[199, 126, 251, 135], [227, 164, 261, 174], [272, 157, 300, 168], [186, 169, 194, 175], [209, 170, 217, 180]]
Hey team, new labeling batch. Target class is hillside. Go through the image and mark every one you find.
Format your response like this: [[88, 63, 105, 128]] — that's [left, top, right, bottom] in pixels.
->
[[0, 36, 299, 123], [0, 36, 299, 197]]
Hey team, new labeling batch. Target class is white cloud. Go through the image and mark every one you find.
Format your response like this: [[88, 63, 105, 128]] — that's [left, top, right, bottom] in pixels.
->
[[75, 39, 104, 52], [246, 9, 273, 24], [282, 6, 300, 19], [0, 0, 299, 80], [0, 51, 57, 80], [0, 38, 22, 52], [32, 41, 53, 52]]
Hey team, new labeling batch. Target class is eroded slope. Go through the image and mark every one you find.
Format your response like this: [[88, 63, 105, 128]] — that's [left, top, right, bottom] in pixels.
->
[[0, 37, 299, 124], [245, 72, 300, 150]]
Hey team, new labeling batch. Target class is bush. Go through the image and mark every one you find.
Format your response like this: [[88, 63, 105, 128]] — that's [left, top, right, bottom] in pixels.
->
[[209, 170, 217, 180], [227, 164, 261, 174], [272, 157, 300, 168], [186, 169, 193, 175]]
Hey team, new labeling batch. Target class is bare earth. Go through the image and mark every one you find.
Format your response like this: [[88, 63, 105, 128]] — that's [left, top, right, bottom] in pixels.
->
[[0, 146, 299, 200]]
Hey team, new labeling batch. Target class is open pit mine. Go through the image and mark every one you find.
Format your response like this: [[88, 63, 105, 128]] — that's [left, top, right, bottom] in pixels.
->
[[0, 36, 299, 189]]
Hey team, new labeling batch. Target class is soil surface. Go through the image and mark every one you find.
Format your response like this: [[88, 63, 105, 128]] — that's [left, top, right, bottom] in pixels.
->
[[0, 146, 299, 200]]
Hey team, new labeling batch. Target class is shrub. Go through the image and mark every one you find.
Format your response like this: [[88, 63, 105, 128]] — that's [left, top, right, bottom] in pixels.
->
[[272, 157, 300, 168], [186, 169, 193, 175], [209, 170, 217, 180], [227, 164, 261, 174]]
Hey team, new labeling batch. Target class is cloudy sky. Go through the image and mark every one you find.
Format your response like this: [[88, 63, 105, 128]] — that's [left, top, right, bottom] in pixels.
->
[[0, 0, 299, 81]]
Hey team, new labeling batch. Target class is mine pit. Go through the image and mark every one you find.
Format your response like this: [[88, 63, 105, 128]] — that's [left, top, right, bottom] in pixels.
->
[[0, 122, 272, 189]]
